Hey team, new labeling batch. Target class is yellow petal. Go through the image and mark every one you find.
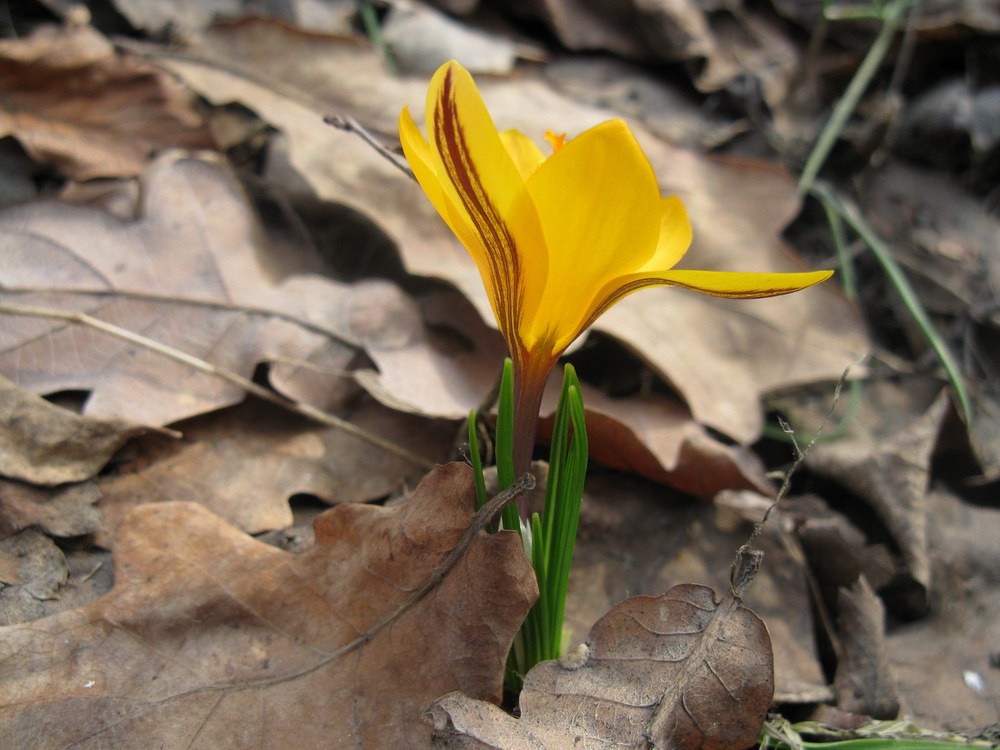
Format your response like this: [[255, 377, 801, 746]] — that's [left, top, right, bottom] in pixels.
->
[[521, 119, 661, 349], [500, 129, 545, 181], [639, 269, 835, 298], [424, 61, 547, 343], [400, 106, 486, 264], [576, 268, 835, 338], [641, 196, 693, 272]]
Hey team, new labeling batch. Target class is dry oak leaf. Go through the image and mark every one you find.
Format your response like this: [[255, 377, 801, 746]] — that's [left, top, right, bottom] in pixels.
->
[[429, 584, 774, 749], [0, 463, 535, 750], [155, 19, 865, 445], [0, 23, 213, 180], [0, 151, 362, 427]]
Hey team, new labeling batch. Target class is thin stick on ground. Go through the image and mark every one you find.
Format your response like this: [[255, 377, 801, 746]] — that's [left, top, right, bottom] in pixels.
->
[[0, 301, 436, 470]]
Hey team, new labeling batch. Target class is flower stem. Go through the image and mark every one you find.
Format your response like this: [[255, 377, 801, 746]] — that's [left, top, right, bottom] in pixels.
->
[[511, 353, 554, 480]]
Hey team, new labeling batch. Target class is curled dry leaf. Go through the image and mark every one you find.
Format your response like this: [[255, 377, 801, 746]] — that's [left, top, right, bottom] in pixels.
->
[[0, 375, 161, 486], [543, 386, 772, 499], [0, 530, 108, 628], [429, 584, 773, 749], [383, 0, 532, 75], [0, 24, 212, 180], [833, 577, 900, 719], [487, 0, 801, 105], [571, 474, 827, 704], [111, 0, 356, 36], [802, 381, 950, 613], [0, 464, 535, 749]]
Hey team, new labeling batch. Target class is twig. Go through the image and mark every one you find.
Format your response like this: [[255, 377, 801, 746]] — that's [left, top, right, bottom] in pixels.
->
[[729, 362, 856, 598], [0, 301, 435, 469], [324, 114, 415, 181]]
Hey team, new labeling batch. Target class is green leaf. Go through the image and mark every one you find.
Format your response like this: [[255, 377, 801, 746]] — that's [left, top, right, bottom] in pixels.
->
[[467, 409, 489, 510], [496, 358, 520, 534]]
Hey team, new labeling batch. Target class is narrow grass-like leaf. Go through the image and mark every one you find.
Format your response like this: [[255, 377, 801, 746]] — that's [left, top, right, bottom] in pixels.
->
[[358, 0, 398, 75], [542, 367, 574, 550], [799, 0, 912, 193], [811, 182, 972, 424], [467, 409, 490, 510], [503, 365, 590, 686], [550, 377, 588, 652], [529, 512, 551, 658], [819, 192, 857, 302], [496, 359, 521, 534]]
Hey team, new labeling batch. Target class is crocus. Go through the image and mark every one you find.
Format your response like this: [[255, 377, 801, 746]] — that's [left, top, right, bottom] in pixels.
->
[[400, 61, 833, 476]]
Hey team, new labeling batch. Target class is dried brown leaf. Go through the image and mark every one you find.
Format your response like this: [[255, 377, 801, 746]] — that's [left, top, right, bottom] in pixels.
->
[[803, 381, 950, 610], [545, 388, 772, 499], [0, 375, 160, 485], [429, 584, 774, 749], [0, 463, 535, 749], [0, 529, 67, 625], [0, 24, 213, 179], [570, 474, 827, 705], [0, 479, 102, 539], [383, 0, 532, 74], [111, 0, 356, 36], [488, 0, 800, 104], [0, 152, 361, 427], [96, 396, 455, 542], [833, 577, 900, 718]]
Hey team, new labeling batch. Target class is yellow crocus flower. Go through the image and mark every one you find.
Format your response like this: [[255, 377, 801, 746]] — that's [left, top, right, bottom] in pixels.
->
[[400, 61, 833, 474]]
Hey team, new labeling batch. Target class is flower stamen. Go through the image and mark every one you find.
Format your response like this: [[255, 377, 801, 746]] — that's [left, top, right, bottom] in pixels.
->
[[544, 130, 567, 153]]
